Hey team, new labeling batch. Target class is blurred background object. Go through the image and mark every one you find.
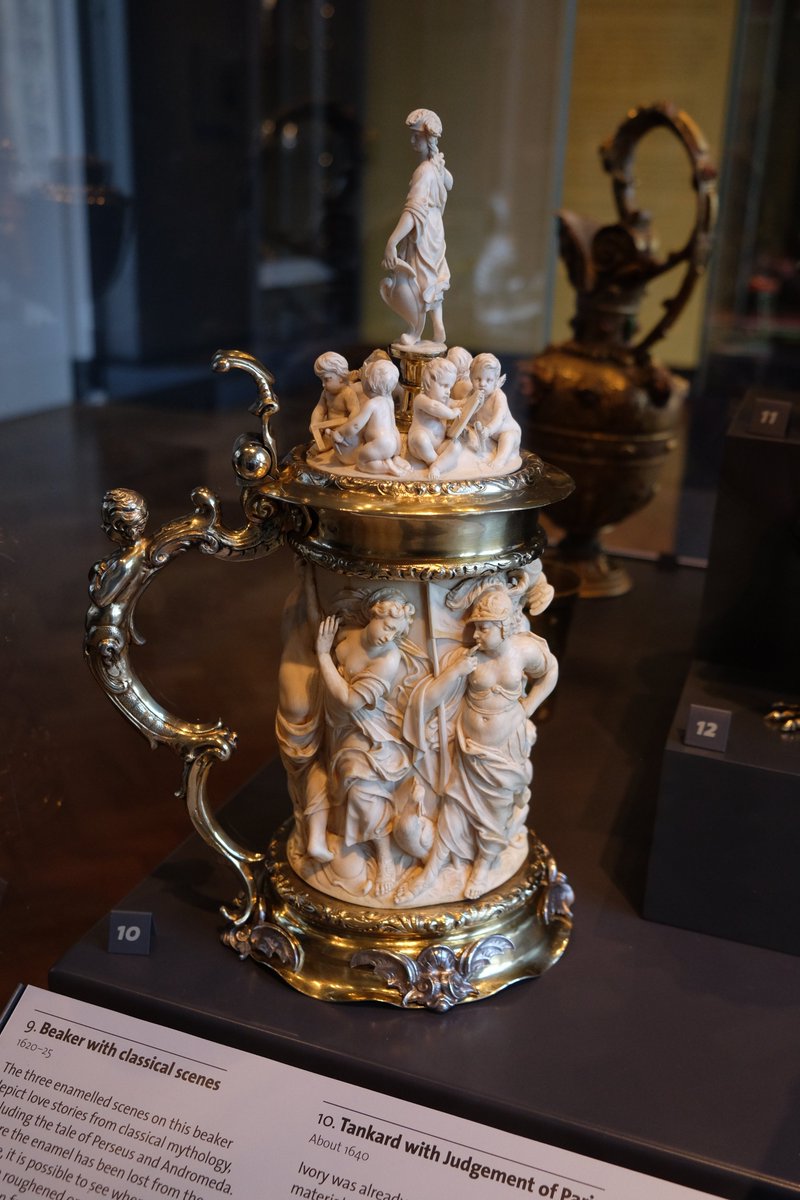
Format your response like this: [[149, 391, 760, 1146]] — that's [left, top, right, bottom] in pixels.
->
[[520, 104, 717, 598]]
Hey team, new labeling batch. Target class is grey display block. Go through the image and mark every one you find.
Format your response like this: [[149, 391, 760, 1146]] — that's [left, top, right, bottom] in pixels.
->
[[648, 396, 800, 960], [51, 563, 800, 1200], [645, 661, 800, 956], [696, 389, 800, 690]]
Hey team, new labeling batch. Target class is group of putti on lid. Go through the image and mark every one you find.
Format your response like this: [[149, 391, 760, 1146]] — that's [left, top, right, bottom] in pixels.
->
[[307, 346, 522, 479], [304, 106, 523, 481]]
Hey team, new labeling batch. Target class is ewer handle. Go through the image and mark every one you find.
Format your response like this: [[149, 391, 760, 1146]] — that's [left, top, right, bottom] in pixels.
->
[[84, 352, 290, 925], [600, 101, 718, 355]]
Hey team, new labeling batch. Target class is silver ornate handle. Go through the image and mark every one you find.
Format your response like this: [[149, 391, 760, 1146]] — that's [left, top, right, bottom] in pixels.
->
[[84, 352, 290, 925]]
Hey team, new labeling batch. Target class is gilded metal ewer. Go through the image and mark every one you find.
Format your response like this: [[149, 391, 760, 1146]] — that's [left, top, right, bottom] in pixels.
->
[[85, 109, 575, 1011], [520, 103, 717, 597]]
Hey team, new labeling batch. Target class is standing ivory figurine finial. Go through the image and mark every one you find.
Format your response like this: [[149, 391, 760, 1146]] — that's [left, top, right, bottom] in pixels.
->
[[380, 108, 452, 347]]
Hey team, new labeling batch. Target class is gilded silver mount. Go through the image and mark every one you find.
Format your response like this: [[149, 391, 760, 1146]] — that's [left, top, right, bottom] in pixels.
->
[[222, 825, 572, 1011]]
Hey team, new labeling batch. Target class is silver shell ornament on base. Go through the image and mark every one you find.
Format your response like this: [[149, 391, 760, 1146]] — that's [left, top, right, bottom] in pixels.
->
[[84, 110, 576, 1011]]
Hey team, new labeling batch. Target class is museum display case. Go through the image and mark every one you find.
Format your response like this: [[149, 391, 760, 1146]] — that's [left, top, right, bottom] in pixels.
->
[[1, 0, 799, 1196]]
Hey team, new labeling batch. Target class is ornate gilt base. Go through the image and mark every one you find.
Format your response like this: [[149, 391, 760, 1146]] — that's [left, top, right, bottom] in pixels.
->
[[222, 824, 573, 1011]]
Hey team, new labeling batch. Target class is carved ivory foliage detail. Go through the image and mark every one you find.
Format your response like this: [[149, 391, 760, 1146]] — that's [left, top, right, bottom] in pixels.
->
[[276, 561, 557, 908]]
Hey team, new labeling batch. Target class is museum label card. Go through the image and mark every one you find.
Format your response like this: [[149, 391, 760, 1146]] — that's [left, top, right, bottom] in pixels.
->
[[0, 986, 721, 1200]]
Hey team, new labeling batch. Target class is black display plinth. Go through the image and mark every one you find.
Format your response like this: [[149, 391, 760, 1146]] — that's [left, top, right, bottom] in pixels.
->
[[696, 388, 800, 691], [646, 395, 800, 958], [51, 562, 800, 1200], [644, 660, 800, 955]]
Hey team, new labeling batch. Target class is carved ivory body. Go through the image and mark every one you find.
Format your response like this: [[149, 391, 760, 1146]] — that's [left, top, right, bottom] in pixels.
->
[[277, 358, 555, 908]]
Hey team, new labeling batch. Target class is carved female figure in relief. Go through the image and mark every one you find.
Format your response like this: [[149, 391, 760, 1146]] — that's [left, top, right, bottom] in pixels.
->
[[315, 590, 418, 896], [380, 108, 453, 346], [399, 588, 557, 903]]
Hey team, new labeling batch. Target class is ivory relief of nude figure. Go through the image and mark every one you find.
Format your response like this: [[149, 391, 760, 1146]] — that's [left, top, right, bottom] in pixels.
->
[[276, 564, 557, 908]]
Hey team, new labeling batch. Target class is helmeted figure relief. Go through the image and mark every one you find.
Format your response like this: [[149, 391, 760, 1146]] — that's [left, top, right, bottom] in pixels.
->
[[278, 565, 558, 908], [444, 560, 553, 625], [380, 108, 453, 347], [398, 586, 557, 903]]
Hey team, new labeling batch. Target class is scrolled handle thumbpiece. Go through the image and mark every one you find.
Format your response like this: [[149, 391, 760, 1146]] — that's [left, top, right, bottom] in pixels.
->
[[84, 352, 291, 925], [213, 349, 279, 473]]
